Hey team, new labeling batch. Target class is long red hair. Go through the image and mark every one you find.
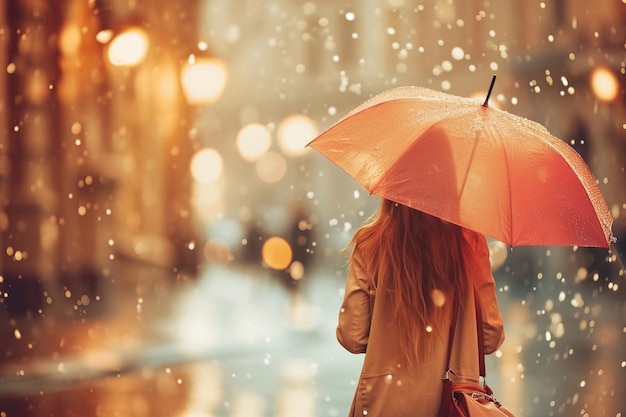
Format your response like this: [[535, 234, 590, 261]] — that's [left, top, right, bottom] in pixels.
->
[[348, 199, 482, 365]]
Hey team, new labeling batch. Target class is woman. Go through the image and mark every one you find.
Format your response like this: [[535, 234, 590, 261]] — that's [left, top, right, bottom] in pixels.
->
[[337, 199, 505, 417]]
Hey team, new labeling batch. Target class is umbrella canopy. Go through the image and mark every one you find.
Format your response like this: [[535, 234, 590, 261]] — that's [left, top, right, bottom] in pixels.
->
[[308, 79, 613, 248]]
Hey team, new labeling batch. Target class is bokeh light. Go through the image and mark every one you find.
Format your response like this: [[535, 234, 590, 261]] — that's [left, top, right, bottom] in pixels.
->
[[288, 261, 305, 280], [590, 66, 619, 102], [59, 24, 81, 55], [255, 151, 287, 183], [488, 239, 509, 271], [236, 123, 272, 162], [203, 238, 234, 264], [95, 29, 114, 44], [451, 46, 465, 60], [107, 27, 149, 67], [262, 237, 293, 270], [277, 115, 318, 157], [431, 289, 446, 307], [191, 148, 223, 183], [181, 55, 229, 105]]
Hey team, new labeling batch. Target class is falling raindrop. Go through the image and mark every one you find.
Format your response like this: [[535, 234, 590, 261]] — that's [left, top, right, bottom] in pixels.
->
[[451, 46, 465, 60]]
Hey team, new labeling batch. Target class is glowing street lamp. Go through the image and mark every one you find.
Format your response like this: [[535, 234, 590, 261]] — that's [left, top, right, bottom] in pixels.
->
[[590, 66, 619, 102], [106, 27, 149, 67], [180, 55, 229, 105]]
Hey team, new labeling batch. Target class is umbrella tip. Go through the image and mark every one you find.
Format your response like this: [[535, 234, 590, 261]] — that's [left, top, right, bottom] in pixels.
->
[[482, 75, 497, 107]]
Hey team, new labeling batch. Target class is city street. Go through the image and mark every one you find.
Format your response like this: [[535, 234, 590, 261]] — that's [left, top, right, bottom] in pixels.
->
[[1, 1, 625, 416]]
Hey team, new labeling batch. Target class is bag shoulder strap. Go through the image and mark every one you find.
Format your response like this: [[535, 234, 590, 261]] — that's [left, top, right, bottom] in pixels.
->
[[444, 285, 487, 380], [474, 286, 486, 378], [444, 293, 460, 377]]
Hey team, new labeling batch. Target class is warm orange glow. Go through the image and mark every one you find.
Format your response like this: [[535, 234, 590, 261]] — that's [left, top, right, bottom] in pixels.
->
[[181, 55, 228, 105], [488, 239, 509, 271], [430, 289, 446, 307], [262, 237, 293, 270], [289, 261, 305, 280], [236, 123, 272, 161], [191, 148, 223, 183], [255, 151, 287, 183], [96, 29, 114, 44], [59, 24, 81, 55], [107, 27, 149, 67], [590, 66, 619, 102], [277, 115, 317, 157], [203, 238, 234, 264]]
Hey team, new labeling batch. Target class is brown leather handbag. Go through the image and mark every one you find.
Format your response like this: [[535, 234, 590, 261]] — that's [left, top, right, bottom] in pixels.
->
[[437, 287, 515, 417]]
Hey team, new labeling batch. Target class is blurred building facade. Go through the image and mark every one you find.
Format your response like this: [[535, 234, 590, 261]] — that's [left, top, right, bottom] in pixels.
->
[[0, 0, 205, 321]]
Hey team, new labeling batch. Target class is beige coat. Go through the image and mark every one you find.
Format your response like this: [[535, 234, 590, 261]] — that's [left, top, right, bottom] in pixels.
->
[[337, 233, 505, 417]]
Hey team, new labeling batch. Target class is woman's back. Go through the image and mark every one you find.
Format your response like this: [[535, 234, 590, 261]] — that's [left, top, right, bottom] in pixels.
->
[[337, 221, 505, 417]]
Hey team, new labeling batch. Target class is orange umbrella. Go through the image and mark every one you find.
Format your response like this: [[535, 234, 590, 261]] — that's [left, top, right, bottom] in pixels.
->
[[308, 76, 614, 248]]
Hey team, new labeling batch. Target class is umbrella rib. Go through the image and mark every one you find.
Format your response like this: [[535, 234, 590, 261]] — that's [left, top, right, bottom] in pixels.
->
[[456, 128, 479, 214], [491, 121, 515, 245], [458, 113, 514, 245], [367, 120, 442, 195], [369, 110, 473, 196]]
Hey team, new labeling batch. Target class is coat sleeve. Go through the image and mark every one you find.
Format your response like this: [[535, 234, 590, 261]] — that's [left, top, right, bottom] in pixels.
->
[[472, 235, 505, 354], [336, 249, 372, 354]]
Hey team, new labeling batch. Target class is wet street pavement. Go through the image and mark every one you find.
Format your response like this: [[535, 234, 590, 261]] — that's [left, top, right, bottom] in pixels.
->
[[0, 266, 364, 417], [1, 264, 625, 417]]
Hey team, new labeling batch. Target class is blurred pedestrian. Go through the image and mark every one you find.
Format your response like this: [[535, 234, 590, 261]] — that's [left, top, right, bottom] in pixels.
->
[[336, 199, 505, 417]]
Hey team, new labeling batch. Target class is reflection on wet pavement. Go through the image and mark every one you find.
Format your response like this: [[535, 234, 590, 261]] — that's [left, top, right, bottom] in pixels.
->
[[0, 267, 362, 417], [1, 264, 625, 417]]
